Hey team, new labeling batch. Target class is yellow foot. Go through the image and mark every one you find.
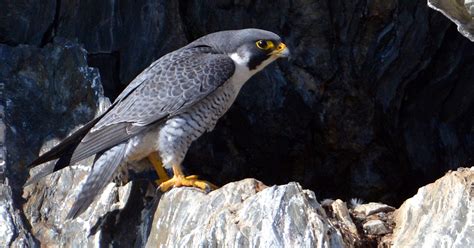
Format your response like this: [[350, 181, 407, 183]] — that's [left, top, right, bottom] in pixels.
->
[[154, 178, 167, 185], [158, 174, 218, 192], [148, 152, 170, 186]]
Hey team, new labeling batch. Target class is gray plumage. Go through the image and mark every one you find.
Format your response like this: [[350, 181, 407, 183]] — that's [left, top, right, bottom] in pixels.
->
[[27, 28, 290, 219]]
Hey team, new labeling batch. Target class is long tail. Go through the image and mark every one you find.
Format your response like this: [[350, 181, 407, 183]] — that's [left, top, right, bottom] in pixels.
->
[[29, 118, 101, 167], [67, 143, 127, 219], [25, 118, 102, 186]]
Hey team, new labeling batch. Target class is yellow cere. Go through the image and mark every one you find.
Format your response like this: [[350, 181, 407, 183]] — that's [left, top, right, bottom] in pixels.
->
[[276, 42, 286, 51]]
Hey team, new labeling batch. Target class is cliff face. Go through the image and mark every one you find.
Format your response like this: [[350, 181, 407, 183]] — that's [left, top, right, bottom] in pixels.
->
[[2, 0, 473, 207], [0, 0, 473, 247], [10, 165, 474, 247]]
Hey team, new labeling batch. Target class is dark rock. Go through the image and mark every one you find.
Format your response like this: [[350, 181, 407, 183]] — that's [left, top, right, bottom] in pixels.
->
[[0, 38, 106, 247], [0, 38, 105, 192], [0, 0, 56, 45], [181, 0, 474, 206], [0, 0, 473, 246], [56, 0, 188, 95]]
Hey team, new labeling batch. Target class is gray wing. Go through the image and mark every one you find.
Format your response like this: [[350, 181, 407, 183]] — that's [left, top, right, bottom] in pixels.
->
[[69, 46, 236, 164]]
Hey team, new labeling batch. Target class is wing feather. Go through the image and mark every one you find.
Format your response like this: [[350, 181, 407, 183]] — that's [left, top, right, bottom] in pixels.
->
[[67, 46, 235, 165]]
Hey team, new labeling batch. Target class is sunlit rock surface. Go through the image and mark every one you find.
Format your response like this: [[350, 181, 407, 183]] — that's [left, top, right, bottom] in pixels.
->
[[428, 0, 474, 41], [23, 164, 133, 247], [389, 167, 474, 248], [0, 1, 472, 247], [8, 167, 474, 247], [1, 0, 472, 206], [0, 185, 36, 247], [146, 179, 346, 248]]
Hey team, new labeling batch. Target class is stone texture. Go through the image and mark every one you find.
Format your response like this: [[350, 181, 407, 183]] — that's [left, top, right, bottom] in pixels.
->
[[23, 164, 138, 247], [363, 220, 390, 236], [353, 202, 396, 217], [0, 184, 36, 247], [326, 199, 361, 246], [0, 0, 472, 247], [0, 38, 106, 195], [0, 0, 56, 45], [390, 167, 474, 247], [0, 38, 110, 247], [428, 0, 474, 41], [146, 179, 346, 248], [0, 0, 472, 207], [57, 0, 188, 96], [329, 200, 359, 236]]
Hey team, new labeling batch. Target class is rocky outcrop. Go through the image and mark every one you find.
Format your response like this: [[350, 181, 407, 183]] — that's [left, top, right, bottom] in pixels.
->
[[146, 179, 345, 247], [428, 0, 474, 41], [0, 185, 36, 247], [19, 168, 473, 247], [0, 38, 106, 192], [388, 167, 474, 247], [22, 172, 388, 247], [0, 38, 107, 247], [0, 0, 472, 206], [0, 0, 473, 247], [23, 164, 139, 247]]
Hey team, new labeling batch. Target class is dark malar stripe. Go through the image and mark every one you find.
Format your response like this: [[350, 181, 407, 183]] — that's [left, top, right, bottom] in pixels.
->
[[248, 54, 271, 70]]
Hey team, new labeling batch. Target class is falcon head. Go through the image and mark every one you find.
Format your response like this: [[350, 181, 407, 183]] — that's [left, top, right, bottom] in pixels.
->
[[192, 28, 290, 73]]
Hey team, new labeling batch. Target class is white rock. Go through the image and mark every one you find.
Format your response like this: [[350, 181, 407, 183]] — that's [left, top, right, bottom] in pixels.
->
[[363, 219, 389, 235], [391, 167, 474, 248], [0, 184, 35, 247], [428, 0, 474, 41], [146, 179, 346, 248], [353, 202, 395, 216], [330, 199, 358, 235]]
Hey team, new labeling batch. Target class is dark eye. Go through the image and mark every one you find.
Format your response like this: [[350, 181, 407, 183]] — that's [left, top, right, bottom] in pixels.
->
[[256, 40, 274, 50]]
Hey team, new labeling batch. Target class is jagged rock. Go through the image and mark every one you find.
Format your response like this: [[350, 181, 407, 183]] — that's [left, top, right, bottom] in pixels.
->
[[326, 199, 361, 246], [428, 0, 474, 41], [146, 179, 347, 247], [0, 185, 36, 247], [0, 38, 108, 247], [363, 220, 390, 236], [389, 167, 474, 247], [57, 0, 188, 94], [23, 164, 134, 247], [353, 202, 395, 217], [0, 0, 56, 45], [330, 200, 358, 235], [0, 38, 106, 191], [0, 1, 473, 247], [0, 0, 472, 209], [15, 166, 474, 247]]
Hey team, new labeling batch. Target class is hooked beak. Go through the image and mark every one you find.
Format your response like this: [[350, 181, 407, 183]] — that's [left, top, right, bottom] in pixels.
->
[[271, 42, 290, 58]]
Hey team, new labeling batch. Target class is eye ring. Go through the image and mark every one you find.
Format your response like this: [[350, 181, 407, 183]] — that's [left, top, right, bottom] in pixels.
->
[[256, 40, 274, 50]]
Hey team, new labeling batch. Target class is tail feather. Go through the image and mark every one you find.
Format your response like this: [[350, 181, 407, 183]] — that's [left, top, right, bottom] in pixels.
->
[[28, 117, 101, 168], [25, 117, 103, 186], [66, 143, 127, 219], [24, 163, 56, 186]]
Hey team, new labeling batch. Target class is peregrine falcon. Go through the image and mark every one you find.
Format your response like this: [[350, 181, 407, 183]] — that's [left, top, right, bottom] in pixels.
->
[[27, 28, 290, 219]]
